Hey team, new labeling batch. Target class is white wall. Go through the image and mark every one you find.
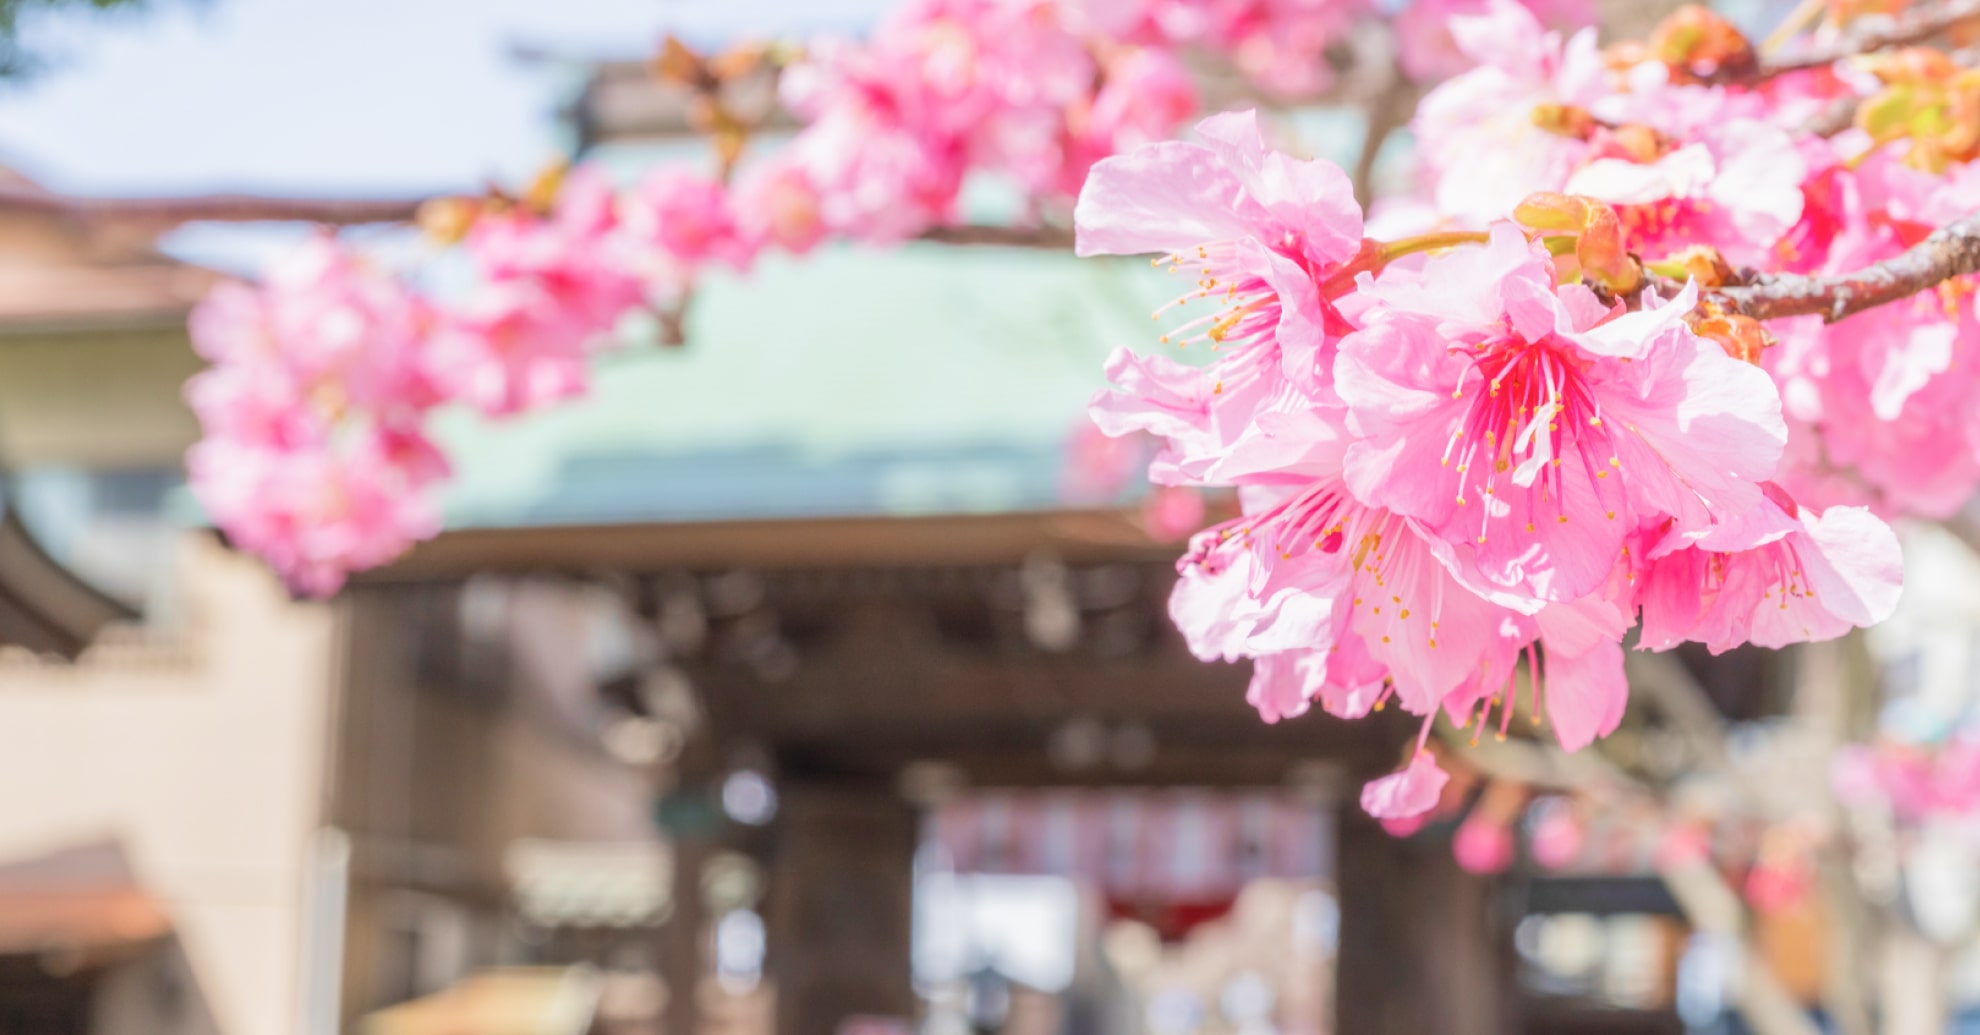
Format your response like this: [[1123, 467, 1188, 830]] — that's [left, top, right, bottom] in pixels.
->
[[0, 534, 338, 1035]]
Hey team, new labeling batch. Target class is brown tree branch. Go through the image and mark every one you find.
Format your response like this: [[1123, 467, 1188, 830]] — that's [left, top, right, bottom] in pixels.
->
[[914, 224, 1074, 249], [1352, 77, 1421, 207], [1710, 212, 1980, 323], [1759, 0, 1980, 78], [0, 187, 426, 235]]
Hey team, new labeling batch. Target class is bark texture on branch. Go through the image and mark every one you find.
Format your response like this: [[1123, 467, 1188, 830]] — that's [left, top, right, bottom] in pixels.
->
[[0, 188, 426, 229], [915, 223, 1075, 249], [1760, 0, 1980, 77], [1711, 212, 1980, 322]]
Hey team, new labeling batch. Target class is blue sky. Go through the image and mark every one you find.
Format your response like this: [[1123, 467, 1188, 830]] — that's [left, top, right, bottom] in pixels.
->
[[0, 0, 893, 197]]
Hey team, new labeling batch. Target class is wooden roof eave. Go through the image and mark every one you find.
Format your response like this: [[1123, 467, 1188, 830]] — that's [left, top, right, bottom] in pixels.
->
[[358, 508, 1180, 584]]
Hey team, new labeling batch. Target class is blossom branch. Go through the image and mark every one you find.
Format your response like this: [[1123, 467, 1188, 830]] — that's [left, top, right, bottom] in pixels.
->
[[1761, 0, 1980, 77], [1710, 212, 1980, 322]]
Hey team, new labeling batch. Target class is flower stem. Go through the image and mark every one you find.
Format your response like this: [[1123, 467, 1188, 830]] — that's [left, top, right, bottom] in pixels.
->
[[1379, 230, 1491, 261]]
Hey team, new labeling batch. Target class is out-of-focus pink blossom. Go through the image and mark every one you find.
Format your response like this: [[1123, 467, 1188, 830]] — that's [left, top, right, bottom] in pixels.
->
[[189, 430, 446, 597], [1379, 812, 1429, 838], [1396, 0, 1595, 83], [1453, 813, 1516, 874], [1140, 484, 1207, 540], [731, 159, 829, 256], [1566, 121, 1806, 266], [463, 167, 646, 337], [1832, 738, 1980, 821], [1528, 798, 1585, 869], [425, 280, 599, 418], [1061, 419, 1150, 503], [626, 168, 755, 271], [186, 236, 448, 596], [1655, 824, 1713, 869], [1744, 835, 1814, 915], [1410, 0, 1609, 223], [1362, 750, 1450, 820]]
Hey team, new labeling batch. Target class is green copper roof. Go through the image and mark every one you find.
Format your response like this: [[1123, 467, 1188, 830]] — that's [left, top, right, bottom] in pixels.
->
[[431, 243, 1181, 528]]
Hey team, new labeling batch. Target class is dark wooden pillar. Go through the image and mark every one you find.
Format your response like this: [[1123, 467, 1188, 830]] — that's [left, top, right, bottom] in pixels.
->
[[1334, 807, 1517, 1035], [766, 784, 918, 1035], [663, 834, 710, 1035]]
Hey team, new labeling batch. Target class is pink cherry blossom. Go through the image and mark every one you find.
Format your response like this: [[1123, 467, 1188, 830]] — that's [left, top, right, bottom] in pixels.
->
[[1638, 489, 1904, 653], [1244, 634, 1389, 724], [1362, 749, 1451, 820], [1836, 738, 1980, 821], [1655, 824, 1712, 869], [189, 430, 444, 597], [1410, 0, 1609, 223], [1565, 120, 1807, 266], [190, 236, 433, 411], [1743, 854, 1813, 915], [1453, 814, 1516, 874], [1335, 223, 1786, 603], [625, 167, 755, 271], [1175, 474, 1538, 716], [462, 169, 647, 342], [1060, 419, 1150, 503], [731, 159, 829, 256], [1395, 0, 1594, 83], [1758, 156, 1980, 518], [425, 279, 599, 418], [186, 236, 449, 595], [1527, 798, 1584, 869], [1076, 110, 1367, 470], [1140, 484, 1208, 541]]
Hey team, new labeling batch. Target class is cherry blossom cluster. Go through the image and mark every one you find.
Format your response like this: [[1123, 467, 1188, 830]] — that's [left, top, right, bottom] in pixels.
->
[[185, 239, 446, 597], [1835, 735, 1980, 823], [1075, 0, 1980, 815]]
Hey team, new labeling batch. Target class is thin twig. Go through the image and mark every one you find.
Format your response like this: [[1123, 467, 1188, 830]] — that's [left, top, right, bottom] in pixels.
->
[[1625, 650, 1734, 770], [1351, 78, 1419, 207], [1711, 212, 1980, 322]]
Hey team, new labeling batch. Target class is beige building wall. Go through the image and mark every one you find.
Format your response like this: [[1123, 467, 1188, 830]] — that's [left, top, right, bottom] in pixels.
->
[[0, 534, 339, 1035]]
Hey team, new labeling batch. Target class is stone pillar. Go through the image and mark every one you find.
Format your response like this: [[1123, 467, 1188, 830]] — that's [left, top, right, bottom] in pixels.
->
[[1334, 806, 1517, 1035], [766, 784, 918, 1035]]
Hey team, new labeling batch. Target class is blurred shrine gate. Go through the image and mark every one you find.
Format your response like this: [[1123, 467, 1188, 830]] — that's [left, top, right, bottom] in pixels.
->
[[363, 509, 1519, 1035]]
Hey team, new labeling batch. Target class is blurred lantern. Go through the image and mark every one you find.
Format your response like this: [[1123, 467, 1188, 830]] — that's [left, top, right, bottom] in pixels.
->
[[1021, 554, 1081, 652], [721, 769, 779, 826]]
